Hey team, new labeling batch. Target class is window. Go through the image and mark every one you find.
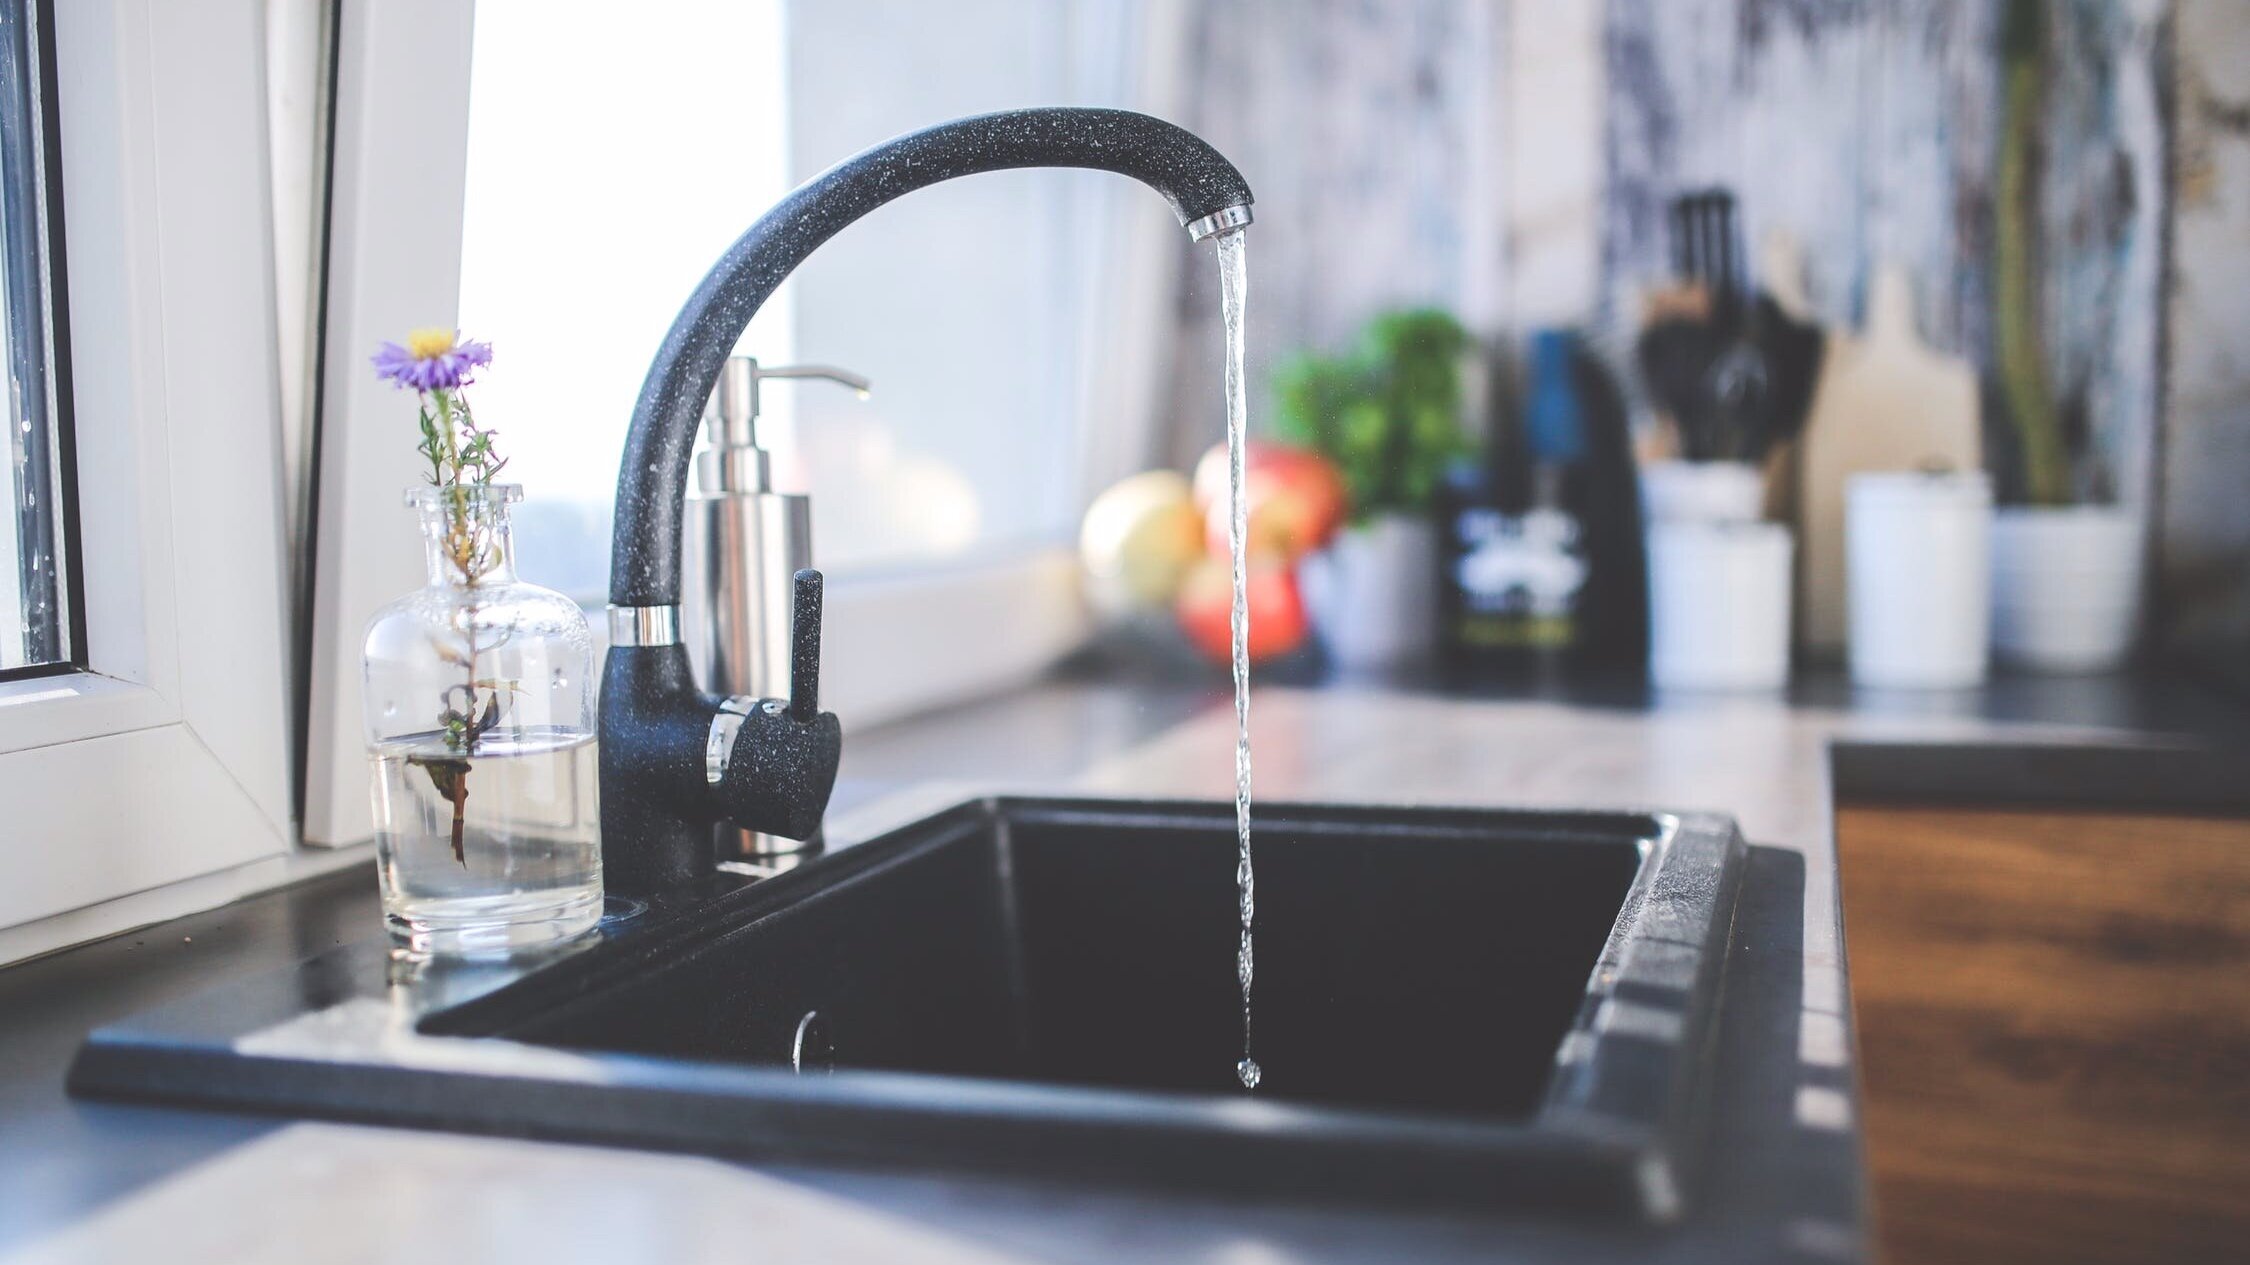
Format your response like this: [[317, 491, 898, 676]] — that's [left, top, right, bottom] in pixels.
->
[[0, 0, 1195, 952], [456, 0, 793, 600], [452, 0, 1109, 590], [304, 1, 1186, 847], [0, 0, 303, 961], [0, 0, 75, 675]]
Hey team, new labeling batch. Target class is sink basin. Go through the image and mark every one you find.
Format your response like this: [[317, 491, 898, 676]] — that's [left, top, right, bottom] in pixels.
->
[[73, 797, 1744, 1219]]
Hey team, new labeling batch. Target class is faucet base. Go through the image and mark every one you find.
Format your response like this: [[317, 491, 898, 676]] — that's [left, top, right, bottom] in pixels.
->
[[719, 822, 820, 860], [599, 642, 843, 896]]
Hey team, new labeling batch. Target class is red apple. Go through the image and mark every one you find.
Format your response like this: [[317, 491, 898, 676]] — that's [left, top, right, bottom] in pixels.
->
[[1202, 492, 1298, 563], [1174, 555, 1309, 664], [1193, 440, 1349, 560]]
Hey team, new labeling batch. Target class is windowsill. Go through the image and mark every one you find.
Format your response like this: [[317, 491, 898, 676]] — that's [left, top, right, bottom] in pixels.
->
[[555, 537, 1080, 620], [574, 542, 1095, 733], [0, 667, 134, 707], [0, 668, 174, 757]]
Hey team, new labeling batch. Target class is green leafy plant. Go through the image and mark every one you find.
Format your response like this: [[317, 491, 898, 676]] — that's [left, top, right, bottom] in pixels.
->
[[1273, 309, 1472, 522]]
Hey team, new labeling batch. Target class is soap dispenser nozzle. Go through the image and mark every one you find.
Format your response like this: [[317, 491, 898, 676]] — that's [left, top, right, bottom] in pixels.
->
[[702, 357, 871, 491]]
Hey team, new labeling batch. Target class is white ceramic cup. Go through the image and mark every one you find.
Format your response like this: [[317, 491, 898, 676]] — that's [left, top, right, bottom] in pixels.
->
[[1847, 471, 1991, 689], [1649, 521, 1794, 691]]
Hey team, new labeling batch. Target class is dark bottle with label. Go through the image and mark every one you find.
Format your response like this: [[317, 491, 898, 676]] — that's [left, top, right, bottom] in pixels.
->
[[1438, 329, 1646, 675]]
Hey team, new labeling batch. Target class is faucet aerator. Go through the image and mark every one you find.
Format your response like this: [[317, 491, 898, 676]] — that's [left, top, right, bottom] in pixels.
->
[[1186, 204, 1254, 243]]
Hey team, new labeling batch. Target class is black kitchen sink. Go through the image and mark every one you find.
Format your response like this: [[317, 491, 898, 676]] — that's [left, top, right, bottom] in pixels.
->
[[73, 797, 1744, 1219]]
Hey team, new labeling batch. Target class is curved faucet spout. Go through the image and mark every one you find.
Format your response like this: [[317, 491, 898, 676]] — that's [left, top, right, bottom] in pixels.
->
[[608, 107, 1254, 609], [597, 108, 1251, 895]]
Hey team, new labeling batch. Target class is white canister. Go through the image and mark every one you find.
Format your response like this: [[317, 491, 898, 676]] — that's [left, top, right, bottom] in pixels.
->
[[1641, 460, 1766, 525], [1847, 471, 1991, 689], [1649, 521, 1794, 691]]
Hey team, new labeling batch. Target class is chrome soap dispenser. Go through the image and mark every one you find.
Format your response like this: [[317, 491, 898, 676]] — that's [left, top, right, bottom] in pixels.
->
[[682, 355, 867, 859]]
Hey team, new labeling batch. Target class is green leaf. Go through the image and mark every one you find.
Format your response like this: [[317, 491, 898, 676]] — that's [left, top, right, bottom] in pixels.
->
[[1269, 308, 1472, 518]]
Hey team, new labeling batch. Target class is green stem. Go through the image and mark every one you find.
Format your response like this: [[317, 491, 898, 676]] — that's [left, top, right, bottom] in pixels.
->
[[1996, 1, 2066, 506], [431, 387, 460, 471]]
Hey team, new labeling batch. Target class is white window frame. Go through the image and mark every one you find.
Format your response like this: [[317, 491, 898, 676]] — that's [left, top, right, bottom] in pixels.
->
[[299, 0, 1154, 846], [0, 0, 323, 962], [0, 0, 1187, 954], [300, 0, 476, 847]]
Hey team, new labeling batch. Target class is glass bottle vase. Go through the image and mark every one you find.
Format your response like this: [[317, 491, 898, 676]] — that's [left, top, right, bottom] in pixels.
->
[[362, 484, 602, 954]]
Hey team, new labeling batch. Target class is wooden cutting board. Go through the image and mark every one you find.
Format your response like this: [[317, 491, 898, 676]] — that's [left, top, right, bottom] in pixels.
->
[[1796, 265, 1982, 654]]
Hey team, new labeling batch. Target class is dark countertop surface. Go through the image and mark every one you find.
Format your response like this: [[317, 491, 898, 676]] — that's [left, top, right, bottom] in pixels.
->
[[2, 664, 2242, 1263]]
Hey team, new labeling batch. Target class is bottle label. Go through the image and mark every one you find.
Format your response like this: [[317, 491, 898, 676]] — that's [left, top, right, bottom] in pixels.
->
[[1449, 507, 1588, 649]]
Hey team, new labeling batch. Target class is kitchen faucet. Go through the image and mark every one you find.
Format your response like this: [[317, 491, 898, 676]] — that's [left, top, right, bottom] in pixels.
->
[[598, 107, 1255, 894]]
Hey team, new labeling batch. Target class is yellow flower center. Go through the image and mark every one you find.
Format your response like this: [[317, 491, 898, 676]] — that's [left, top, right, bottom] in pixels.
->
[[405, 328, 457, 360]]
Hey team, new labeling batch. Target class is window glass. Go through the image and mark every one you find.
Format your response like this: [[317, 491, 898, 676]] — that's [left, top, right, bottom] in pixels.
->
[[460, 1, 1097, 598], [0, 0, 71, 672], [775, 0, 1089, 575], [458, 0, 794, 601]]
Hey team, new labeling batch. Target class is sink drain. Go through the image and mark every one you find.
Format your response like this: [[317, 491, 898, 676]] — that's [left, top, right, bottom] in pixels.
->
[[791, 1010, 833, 1075]]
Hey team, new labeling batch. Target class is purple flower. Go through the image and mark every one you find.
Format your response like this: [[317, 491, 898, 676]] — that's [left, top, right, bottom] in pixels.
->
[[372, 328, 494, 391]]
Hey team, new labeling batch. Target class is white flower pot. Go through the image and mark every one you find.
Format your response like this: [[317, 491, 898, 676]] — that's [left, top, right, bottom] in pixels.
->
[[1990, 506, 2143, 673], [1300, 515, 1437, 669]]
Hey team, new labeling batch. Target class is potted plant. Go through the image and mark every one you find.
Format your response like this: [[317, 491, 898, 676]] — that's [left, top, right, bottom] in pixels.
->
[[1273, 309, 1472, 668], [1986, 0, 2143, 673]]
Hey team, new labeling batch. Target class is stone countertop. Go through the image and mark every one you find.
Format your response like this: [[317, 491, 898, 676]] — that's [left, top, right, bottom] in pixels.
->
[[2, 670, 2241, 1264]]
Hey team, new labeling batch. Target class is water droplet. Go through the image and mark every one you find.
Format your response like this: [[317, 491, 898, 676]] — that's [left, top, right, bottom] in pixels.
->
[[1236, 1057, 1261, 1089]]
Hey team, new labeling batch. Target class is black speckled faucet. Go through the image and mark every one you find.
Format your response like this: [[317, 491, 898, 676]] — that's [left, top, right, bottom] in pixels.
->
[[599, 107, 1255, 894]]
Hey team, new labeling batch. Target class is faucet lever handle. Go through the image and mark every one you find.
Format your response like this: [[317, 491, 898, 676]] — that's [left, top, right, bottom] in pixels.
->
[[789, 568, 822, 722]]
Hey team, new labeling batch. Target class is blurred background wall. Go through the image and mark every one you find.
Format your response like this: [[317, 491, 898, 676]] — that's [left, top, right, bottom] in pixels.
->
[[1156, 0, 2245, 659], [2167, 0, 2250, 660], [456, 0, 2249, 669]]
